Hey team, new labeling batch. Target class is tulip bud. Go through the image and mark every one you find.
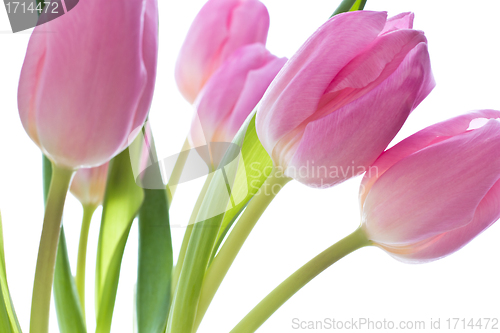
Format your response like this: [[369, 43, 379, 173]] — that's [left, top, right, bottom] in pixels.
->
[[175, 0, 270, 104], [256, 11, 435, 188], [18, 0, 159, 170], [189, 44, 287, 148], [360, 110, 500, 263], [70, 163, 109, 208]]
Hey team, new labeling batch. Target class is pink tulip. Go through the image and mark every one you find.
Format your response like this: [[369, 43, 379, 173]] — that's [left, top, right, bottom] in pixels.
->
[[18, 0, 158, 170], [189, 44, 287, 148], [256, 11, 435, 188], [70, 163, 109, 208], [175, 0, 270, 104], [360, 110, 500, 263]]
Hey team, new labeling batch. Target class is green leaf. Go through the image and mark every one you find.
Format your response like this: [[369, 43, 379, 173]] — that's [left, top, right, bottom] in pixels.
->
[[54, 231, 86, 333], [136, 133, 173, 333], [166, 207, 224, 333], [95, 148, 144, 333], [136, 188, 172, 333], [0, 214, 22, 333], [210, 112, 272, 262], [46, 155, 86, 333]]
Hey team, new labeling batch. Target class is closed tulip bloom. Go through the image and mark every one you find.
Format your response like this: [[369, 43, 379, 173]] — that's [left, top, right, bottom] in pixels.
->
[[256, 11, 435, 188], [360, 110, 500, 263], [18, 0, 159, 170], [175, 0, 270, 104], [189, 44, 287, 148], [70, 163, 109, 208]]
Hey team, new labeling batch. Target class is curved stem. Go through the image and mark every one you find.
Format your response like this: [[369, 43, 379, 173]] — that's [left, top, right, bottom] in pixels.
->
[[230, 228, 371, 333], [75, 204, 96, 319], [194, 169, 290, 331], [30, 164, 74, 333], [166, 137, 190, 205], [170, 172, 213, 298]]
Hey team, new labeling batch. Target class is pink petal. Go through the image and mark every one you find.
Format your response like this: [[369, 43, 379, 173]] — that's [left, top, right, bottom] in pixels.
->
[[360, 110, 500, 207], [223, 56, 287, 142], [256, 11, 388, 157], [18, 31, 47, 147], [70, 162, 109, 207], [362, 120, 500, 246], [380, 12, 414, 35], [175, 0, 269, 104], [129, 0, 159, 142], [285, 42, 432, 187], [26, 0, 154, 168], [219, 0, 270, 64], [386, 178, 500, 263], [312, 29, 429, 123], [189, 44, 285, 147], [190, 44, 270, 146]]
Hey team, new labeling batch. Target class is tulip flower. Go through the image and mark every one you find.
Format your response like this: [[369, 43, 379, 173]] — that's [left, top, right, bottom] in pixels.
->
[[175, 0, 270, 104], [70, 163, 109, 208], [360, 110, 500, 263], [256, 11, 435, 188], [18, 0, 159, 170], [189, 43, 287, 149], [231, 113, 500, 333], [18, 2, 158, 332]]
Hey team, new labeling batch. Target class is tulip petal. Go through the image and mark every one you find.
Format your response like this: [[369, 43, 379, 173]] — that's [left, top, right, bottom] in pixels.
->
[[190, 44, 285, 147], [313, 29, 429, 122], [380, 12, 414, 35], [175, 0, 269, 104], [219, 0, 270, 63], [29, 0, 150, 168], [363, 120, 500, 246], [285, 42, 432, 187], [18, 31, 47, 147], [130, 0, 159, 140], [222, 56, 287, 142], [360, 110, 500, 207], [190, 44, 271, 146], [387, 178, 500, 263], [175, 0, 238, 103], [256, 11, 388, 157], [70, 163, 109, 207]]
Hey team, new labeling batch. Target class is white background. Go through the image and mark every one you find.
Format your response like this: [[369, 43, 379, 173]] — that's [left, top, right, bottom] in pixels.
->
[[1, 0, 500, 332]]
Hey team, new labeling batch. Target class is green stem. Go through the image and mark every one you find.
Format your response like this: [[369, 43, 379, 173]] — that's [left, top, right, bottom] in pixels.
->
[[75, 205, 96, 319], [166, 137, 190, 205], [352, 0, 367, 11], [170, 172, 213, 299], [30, 163, 74, 333], [230, 228, 372, 333], [194, 169, 290, 330], [167, 169, 237, 333], [331, 0, 357, 17]]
